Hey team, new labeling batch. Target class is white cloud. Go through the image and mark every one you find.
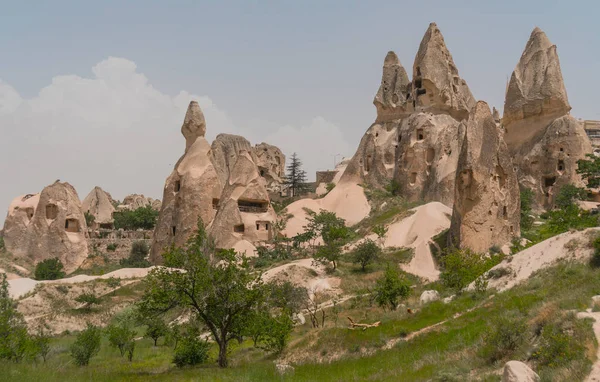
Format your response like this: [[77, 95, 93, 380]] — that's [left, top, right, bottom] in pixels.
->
[[0, 57, 354, 227]]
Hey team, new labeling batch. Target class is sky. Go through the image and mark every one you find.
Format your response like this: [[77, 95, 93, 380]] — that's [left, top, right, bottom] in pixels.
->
[[1, 0, 599, 227]]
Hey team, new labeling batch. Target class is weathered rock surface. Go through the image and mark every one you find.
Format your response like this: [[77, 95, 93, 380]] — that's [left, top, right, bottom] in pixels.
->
[[150, 101, 222, 264], [503, 27, 591, 209], [419, 290, 440, 304], [3, 182, 88, 272], [211, 133, 255, 187], [208, 150, 275, 255], [82, 186, 115, 228], [253, 142, 286, 192], [373, 51, 411, 123], [449, 101, 520, 252], [502, 361, 540, 382], [119, 194, 161, 211]]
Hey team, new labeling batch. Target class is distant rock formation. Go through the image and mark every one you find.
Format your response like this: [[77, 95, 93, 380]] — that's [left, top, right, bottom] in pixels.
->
[[211, 133, 255, 187], [253, 143, 286, 192], [82, 186, 115, 229], [208, 150, 276, 255], [449, 102, 520, 252], [119, 194, 161, 211], [504, 27, 592, 209], [3, 182, 88, 272], [343, 23, 473, 205], [150, 101, 223, 264]]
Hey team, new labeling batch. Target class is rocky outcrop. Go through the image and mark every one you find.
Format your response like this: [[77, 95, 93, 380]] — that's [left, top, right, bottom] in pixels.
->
[[504, 27, 591, 209], [502, 361, 540, 382], [82, 186, 115, 229], [342, 23, 473, 205], [208, 150, 276, 255], [150, 101, 222, 264], [449, 102, 520, 252], [211, 134, 255, 187], [253, 143, 286, 192], [119, 194, 161, 211], [3, 182, 88, 272]]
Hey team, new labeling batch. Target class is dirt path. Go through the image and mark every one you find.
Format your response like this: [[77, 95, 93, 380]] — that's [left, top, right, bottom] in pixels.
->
[[577, 309, 600, 381]]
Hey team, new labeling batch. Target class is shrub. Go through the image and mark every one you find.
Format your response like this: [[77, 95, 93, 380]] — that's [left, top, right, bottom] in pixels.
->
[[84, 212, 95, 227], [533, 312, 589, 367], [590, 235, 600, 267], [107, 323, 136, 358], [326, 183, 336, 193], [106, 243, 118, 252], [520, 188, 535, 231], [113, 206, 158, 230], [555, 184, 587, 210], [352, 239, 381, 271], [173, 328, 210, 367], [70, 323, 102, 366], [262, 313, 294, 354], [487, 266, 512, 279], [439, 248, 503, 293], [0, 236, 5, 251], [34, 258, 66, 280], [374, 265, 410, 310], [75, 293, 101, 311], [480, 312, 528, 363], [120, 241, 150, 268], [144, 317, 168, 346]]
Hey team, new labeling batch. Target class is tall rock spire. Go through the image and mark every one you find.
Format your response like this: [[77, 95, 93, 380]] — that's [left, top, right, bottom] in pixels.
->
[[412, 23, 475, 120], [373, 51, 411, 122], [503, 27, 570, 136], [181, 101, 207, 152]]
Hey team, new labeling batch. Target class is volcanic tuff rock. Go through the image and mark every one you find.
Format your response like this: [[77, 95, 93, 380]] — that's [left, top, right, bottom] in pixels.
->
[[150, 101, 222, 264], [503, 27, 591, 209], [208, 150, 275, 252], [449, 102, 520, 252], [343, 23, 473, 206], [3, 182, 88, 272], [119, 194, 161, 211], [253, 142, 286, 192], [211, 133, 255, 187], [82, 186, 115, 228]]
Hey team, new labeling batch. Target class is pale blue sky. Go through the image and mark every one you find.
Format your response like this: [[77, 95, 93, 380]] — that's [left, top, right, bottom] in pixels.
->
[[0, 0, 598, 225]]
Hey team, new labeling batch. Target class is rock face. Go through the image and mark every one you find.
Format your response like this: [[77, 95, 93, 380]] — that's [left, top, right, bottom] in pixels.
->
[[343, 23, 473, 206], [208, 150, 276, 253], [449, 102, 520, 252], [211, 134, 255, 187], [82, 186, 115, 229], [504, 27, 591, 209], [150, 101, 222, 264], [502, 361, 540, 382], [419, 290, 440, 304], [119, 194, 161, 211], [3, 182, 88, 272], [253, 143, 286, 192]]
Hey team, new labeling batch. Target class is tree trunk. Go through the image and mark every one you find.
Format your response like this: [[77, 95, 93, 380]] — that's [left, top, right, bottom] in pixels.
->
[[154, 337, 158, 346], [217, 340, 228, 368]]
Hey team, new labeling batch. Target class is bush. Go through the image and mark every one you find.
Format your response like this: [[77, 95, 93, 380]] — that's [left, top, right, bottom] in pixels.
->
[[439, 248, 503, 293], [555, 184, 587, 210], [70, 324, 102, 366], [107, 323, 136, 358], [106, 243, 118, 252], [144, 317, 168, 346], [75, 293, 101, 311], [591, 235, 600, 267], [113, 206, 158, 230], [0, 236, 5, 251], [352, 239, 381, 271], [120, 241, 150, 268], [533, 312, 588, 367], [84, 212, 95, 227], [326, 183, 336, 193], [480, 312, 528, 363], [520, 188, 535, 231], [262, 313, 294, 354], [34, 258, 66, 280], [374, 265, 410, 310], [173, 329, 210, 367]]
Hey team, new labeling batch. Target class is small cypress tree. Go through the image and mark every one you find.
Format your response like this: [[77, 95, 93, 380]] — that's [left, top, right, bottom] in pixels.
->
[[285, 152, 308, 197]]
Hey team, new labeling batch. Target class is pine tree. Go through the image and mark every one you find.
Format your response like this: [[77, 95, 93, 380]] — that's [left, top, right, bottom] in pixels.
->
[[285, 153, 308, 197]]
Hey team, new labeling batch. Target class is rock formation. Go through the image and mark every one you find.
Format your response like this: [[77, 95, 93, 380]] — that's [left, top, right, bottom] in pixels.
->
[[502, 361, 540, 382], [211, 133, 255, 187], [253, 143, 286, 192], [449, 102, 520, 252], [342, 23, 474, 205], [150, 101, 223, 263], [3, 182, 88, 272], [82, 186, 115, 229], [503, 27, 592, 209], [119, 194, 161, 211], [208, 150, 276, 255]]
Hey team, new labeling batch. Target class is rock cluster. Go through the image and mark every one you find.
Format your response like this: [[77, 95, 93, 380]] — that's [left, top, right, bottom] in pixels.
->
[[82, 186, 115, 229], [503, 27, 591, 209], [449, 102, 520, 252], [118, 194, 161, 211], [3, 182, 88, 272]]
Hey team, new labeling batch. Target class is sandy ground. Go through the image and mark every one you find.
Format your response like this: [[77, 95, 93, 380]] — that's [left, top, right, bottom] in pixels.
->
[[283, 179, 370, 238], [578, 308, 600, 382], [262, 258, 340, 296], [483, 228, 599, 292], [385, 202, 451, 282], [7, 267, 157, 299]]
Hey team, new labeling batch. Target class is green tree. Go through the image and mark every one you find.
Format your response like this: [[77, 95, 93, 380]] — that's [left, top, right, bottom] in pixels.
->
[[577, 153, 600, 188], [555, 184, 587, 210], [113, 206, 159, 230], [84, 212, 95, 227], [520, 187, 535, 231], [107, 323, 136, 357], [285, 152, 308, 197], [120, 241, 150, 268], [138, 221, 268, 368], [374, 265, 410, 310], [143, 316, 168, 346], [440, 248, 502, 293], [352, 239, 381, 271], [34, 258, 66, 280], [305, 210, 350, 270], [75, 292, 101, 312], [172, 325, 210, 368], [70, 323, 102, 366], [0, 273, 30, 362]]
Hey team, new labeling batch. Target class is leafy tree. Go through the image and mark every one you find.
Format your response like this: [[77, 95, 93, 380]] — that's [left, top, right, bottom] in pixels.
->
[[29, 323, 52, 363], [267, 281, 307, 314], [577, 153, 600, 188], [34, 258, 65, 280], [440, 248, 502, 293], [352, 239, 381, 271], [84, 212, 95, 227], [372, 224, 388, 242], [555, 184, 587, 210], [305, 210, 350, 270], [285, 152, 308, 197], [165, 325, 182, 349], [75, 292, 101, 311], [120, 241, 150, 268], [138, 221, 268, 368], [107, 323, 136, 357], [172, 325, 210, 367], [520, 187, 535, 231], [374, 265, 410, 310], [0, 273, 30, 362], [70, 323, 102, 366], [542, 204, 597, 236], [113, 206, 159, 230], [143, 316, 168, 346]]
